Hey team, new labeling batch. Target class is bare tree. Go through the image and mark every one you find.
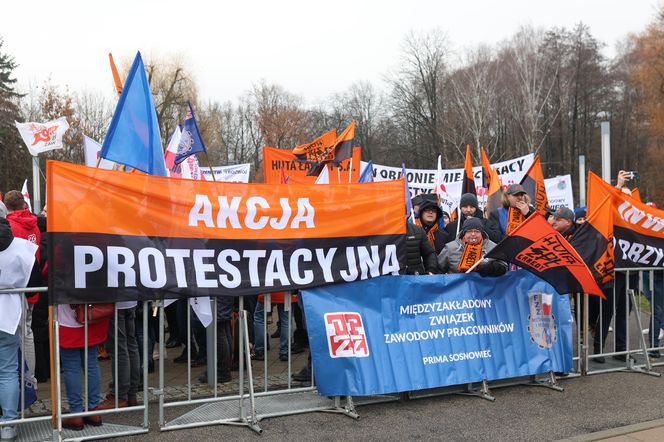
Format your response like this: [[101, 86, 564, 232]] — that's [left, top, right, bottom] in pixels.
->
[[499, 26, 560, 155], [388, 30, 452, 167], [251, 80, 309, 148], [448, 45, 499, 160]]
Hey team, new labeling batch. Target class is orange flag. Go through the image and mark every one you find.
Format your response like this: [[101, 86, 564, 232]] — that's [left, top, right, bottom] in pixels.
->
[[461, 144, 476, 196], [520, 155, 549, 216], [109, 53, 123, 96], [569, 195, 614, 286], [481, 146, 492, 189], [486, 167, 503, 214]]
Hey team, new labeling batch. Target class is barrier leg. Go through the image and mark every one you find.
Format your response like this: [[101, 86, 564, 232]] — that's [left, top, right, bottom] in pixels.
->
[[626, 290, 661, 377], [222, 306, 263, 434], [457, 380, 495, 401], [320, 396, 360, 420], [527, 371, 564, 392]]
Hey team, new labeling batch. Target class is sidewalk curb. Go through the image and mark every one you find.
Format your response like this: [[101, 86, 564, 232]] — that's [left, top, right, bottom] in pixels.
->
[[555, 418, 664, 441]]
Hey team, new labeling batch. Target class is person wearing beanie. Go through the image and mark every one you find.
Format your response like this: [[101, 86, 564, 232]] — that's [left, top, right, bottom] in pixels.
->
[[445, 193, 502, 244], [437, 217, 507, 276], [488, 183, 536, 237], [574, 207, 587, 225], [415, 200, 449, 253]]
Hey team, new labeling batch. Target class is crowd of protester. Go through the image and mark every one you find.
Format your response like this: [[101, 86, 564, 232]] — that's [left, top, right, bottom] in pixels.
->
[[0, 169, 662, 440]]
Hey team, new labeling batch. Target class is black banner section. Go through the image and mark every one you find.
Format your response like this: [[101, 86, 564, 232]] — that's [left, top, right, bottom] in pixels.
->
[[49, 233, 406, 304], [613, 225, 664, 268]]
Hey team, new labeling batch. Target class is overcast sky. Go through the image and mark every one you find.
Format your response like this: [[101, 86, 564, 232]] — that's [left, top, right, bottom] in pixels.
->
[[2, 0, 661, 104]]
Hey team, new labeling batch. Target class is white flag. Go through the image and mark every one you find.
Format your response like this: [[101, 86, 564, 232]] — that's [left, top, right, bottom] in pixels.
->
[[21, 180, 32, 212], [15, 117, 70, 156], [82, 135, 114, 169], [314, 166, 329, 184], [163, 297, 213, 328]]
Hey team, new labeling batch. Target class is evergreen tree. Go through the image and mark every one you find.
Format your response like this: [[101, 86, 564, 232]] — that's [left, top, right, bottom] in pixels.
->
[[0, 37, 30, 193]]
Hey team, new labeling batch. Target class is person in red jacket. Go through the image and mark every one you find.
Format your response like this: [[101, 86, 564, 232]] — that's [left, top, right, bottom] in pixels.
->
[[58, 306, 109, 430], [3, 190, 40, 385]]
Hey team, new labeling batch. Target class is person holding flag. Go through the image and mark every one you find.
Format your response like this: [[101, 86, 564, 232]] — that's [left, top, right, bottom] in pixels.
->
[[437, 218, 507, 276], [488, 183, 536, 237]]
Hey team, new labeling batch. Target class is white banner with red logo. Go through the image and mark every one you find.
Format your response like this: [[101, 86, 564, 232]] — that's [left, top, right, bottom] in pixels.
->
[[15, 117, 70, 156]]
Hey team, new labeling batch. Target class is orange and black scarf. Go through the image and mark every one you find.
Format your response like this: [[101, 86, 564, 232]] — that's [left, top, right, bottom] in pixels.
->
[[415, 219, 438, 248], [457, 238, 483, 273], [506, 207, 525, 235]]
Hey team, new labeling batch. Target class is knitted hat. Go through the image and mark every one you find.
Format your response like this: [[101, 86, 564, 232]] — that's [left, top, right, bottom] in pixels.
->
[[459, 193, 479, 210], [458, 217, 487, 239]]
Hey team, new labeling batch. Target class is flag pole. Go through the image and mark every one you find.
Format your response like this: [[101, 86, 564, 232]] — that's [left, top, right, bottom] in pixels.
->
[[348, 158, 353, 184], [465, 255, 486, 273], [337, 166, 341, 184], [31, 157, 41, 214], [203, 151, 217, 182], [455, 206, 461, 237]]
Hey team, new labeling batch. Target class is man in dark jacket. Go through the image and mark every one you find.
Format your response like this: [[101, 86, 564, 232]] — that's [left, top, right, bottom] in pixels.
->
[[403, 222, 438, 275], [445, 193, 501, 244], [416, 200, 449, 254], [550, 206, 576, 240], [438, 218, 507, 276]]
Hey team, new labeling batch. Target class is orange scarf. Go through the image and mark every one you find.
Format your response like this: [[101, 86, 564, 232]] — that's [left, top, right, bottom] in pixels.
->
[[415, 219, 438, 248], [506, 207, 525, 235], [457, 238, 483, 273]]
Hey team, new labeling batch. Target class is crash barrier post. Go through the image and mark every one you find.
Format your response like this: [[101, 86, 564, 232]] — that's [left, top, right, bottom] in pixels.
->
[[584, 268, 663, 376], [0, 288, 150, 441], [156, 294, 379, 435]]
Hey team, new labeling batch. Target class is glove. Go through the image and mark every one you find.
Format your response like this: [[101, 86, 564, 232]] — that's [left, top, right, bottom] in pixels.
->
[[478, 260, 507, 277]]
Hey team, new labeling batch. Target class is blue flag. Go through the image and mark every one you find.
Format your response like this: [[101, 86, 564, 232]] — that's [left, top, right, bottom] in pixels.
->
[[357, 160, 374, 183], [402, 164, 413, 221], [175, 102, 206, 165], [100, 52, 167, 176]]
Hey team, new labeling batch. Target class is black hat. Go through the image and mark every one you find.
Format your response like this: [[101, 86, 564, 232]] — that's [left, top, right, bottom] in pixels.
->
[[421, 193, 438, 203], [506, 184, 527, 195], [552, 206, 574, 221], [574, 207, 587, 219], [411, 195, 424, 207], [418, 200, 442, 222], [459, 193, 479, 210], [458, 217, 487, 239]]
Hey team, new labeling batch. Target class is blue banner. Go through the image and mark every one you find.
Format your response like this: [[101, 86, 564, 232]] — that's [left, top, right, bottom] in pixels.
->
[[301, 270, 572, 396]]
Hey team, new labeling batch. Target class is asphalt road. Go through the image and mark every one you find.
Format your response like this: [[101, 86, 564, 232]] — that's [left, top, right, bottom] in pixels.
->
[[98, 365, 664, 441]]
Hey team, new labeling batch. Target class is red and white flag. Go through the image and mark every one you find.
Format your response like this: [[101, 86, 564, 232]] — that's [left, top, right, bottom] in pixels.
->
[[21, 180, 32, 212], [15, 117, 70, 156], [164, 126, 182, 170]]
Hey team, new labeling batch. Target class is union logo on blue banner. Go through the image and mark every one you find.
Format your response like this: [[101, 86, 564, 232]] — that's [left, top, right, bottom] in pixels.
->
[[324, 312, 369, 358], [527, 292, 557, 349]]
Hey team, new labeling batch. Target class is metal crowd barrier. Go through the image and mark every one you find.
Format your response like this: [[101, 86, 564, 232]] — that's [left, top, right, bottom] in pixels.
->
[[4, 269, 664, 440], [156, 294, 380, 435], [582, 268, 663, 376], [0, 287, 150, 442]]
